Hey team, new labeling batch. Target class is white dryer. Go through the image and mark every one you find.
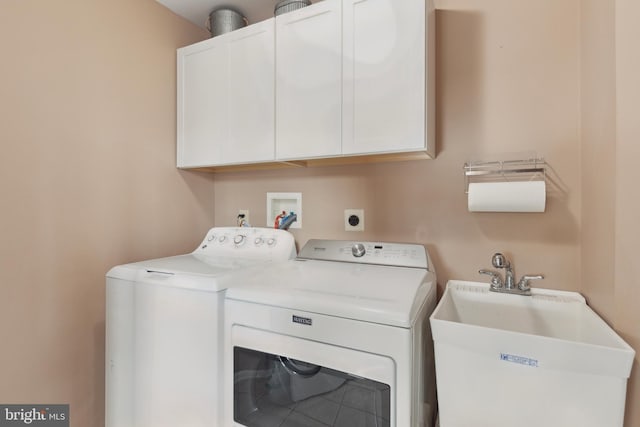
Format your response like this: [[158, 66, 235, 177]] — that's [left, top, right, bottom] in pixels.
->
[[224, 239, 438, 427], [105, 227, 296, 427]]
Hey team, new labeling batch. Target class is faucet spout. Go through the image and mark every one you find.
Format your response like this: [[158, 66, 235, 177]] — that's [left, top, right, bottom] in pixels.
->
[[504, 261, 515, 289]]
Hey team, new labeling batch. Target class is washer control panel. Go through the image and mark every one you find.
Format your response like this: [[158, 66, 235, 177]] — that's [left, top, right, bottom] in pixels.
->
[[195, 227, 296, 260], [297, 239, 429, 270]]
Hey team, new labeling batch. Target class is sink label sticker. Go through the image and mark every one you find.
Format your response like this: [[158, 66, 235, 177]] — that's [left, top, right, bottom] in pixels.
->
[[500, 353, 539, 368]]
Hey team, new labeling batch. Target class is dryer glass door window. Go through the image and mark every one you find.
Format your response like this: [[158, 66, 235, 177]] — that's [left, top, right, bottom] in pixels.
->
[[233, 346, 391, 426]]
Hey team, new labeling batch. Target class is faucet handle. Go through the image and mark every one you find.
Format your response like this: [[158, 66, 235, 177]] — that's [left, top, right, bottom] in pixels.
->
[[517, 274, 544, 291], [491, 253, 508, 269], [479, 269, 503, 289]]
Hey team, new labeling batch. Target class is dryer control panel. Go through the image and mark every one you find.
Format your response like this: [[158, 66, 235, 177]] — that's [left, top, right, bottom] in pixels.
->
[[297, 239, 429, 270], [195, 227, 296, 261]]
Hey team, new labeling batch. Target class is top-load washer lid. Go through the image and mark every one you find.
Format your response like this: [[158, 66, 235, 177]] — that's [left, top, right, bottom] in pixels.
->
[[106, 227, 296, 292], [225, 239, 436, 327]]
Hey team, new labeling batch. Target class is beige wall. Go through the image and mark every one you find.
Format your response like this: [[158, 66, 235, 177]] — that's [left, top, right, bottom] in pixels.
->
[[1, 0, 638, 426], [216, 0, 640, 425], [215, 0, 582, 293], [614, 0, 640, 425], [580, 0, 616, 322], [581, 1, 640, 426], [0, 1, 213, 426]]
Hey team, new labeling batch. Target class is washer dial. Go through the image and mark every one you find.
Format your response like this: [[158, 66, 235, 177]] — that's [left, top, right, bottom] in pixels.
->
[[352, 243, 366, 257]]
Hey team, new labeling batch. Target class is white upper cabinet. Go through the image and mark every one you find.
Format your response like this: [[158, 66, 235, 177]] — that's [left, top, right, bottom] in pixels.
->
[[178, 35, 227, 167], [177, 19, 275, 167], [225, 20, 275, 164], [176, 0, 434, 169], [342, 0, 427, 155], [275, 0, 433, 161], [275, 0, 342, 160]]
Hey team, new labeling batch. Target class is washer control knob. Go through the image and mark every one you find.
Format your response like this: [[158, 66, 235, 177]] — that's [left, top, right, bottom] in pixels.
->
[[267, 238, 276, 247], [352, 243, 366, 258], [234, 235, 245, 245], [207, 234, 215, 242], [254, 237, 264, 246], [218, 235, 227, 243]]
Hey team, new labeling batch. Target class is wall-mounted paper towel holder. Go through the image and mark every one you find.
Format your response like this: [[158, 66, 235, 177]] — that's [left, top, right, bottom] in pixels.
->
[[464, 156, 548, 212], [463, 157, 547, 193]]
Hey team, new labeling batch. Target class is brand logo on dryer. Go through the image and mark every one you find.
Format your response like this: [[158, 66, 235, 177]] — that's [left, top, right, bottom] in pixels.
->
[[292, 315, 312, 326]]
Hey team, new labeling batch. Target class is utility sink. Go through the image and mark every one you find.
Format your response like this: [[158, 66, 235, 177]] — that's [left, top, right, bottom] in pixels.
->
[[430, 280, 635, 427]]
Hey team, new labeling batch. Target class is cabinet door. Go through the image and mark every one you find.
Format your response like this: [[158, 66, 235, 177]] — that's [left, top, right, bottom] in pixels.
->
[[342, 0, 426, 155], [225, 19, 275, 164], [177, 37, 228, 167], [275, 0, 342, 160]]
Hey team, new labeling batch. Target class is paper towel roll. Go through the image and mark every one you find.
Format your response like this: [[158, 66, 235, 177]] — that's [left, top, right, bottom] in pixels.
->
[[468, 181, 546, 212]]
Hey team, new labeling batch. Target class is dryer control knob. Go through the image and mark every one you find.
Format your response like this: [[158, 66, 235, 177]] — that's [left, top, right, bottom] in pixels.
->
[[352, 243, 366, 257], [219, 235, 227, 243], [267, 238, 276, 247], [234, 235, 245, 245], [254, 237, 264, 246]]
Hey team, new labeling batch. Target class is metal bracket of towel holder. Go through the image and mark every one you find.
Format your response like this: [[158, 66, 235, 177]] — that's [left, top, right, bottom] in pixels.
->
[[463, 158, 547, 194]]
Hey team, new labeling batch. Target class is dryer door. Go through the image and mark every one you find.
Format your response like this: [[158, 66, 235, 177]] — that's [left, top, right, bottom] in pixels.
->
[[230, 326, 394, 427]]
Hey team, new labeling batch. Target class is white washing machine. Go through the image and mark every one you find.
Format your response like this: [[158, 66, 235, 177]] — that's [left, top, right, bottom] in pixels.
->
[[105, 227, 296, 427], [224, 239, 438, 427]]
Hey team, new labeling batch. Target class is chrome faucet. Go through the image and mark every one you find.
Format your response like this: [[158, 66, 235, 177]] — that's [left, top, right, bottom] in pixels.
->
[[491, 253, 515, 289], [479, 253, 544, 296]]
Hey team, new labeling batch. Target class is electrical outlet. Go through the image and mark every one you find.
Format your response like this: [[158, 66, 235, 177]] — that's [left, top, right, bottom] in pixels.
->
[[344, 209, 364, 231], [238, 209, 250, 226]]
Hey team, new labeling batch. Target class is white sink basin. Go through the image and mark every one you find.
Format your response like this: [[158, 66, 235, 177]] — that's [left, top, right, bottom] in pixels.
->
[[430, 280, 635, 427]]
